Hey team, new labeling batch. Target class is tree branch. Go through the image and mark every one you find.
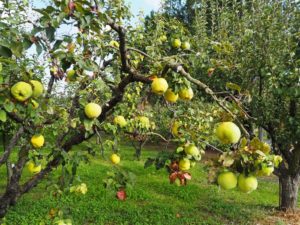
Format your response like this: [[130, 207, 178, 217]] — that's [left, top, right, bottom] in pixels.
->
[[0, 127, 24, 166], [166, 63, 250, 139]]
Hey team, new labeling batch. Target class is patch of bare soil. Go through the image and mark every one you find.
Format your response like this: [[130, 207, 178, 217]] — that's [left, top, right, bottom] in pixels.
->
[[256, 209, 300, 225]]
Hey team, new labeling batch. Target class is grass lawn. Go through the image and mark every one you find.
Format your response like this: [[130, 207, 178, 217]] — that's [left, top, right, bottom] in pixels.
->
[[0, 143, 299, 225]]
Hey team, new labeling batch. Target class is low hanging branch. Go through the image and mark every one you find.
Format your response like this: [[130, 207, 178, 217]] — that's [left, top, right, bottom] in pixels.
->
[[166, 63, 250, 139], [124, 44, 251, 138]]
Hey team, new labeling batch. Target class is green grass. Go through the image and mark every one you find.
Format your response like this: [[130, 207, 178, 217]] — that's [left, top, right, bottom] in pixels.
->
[[0, 144, 298, 225]]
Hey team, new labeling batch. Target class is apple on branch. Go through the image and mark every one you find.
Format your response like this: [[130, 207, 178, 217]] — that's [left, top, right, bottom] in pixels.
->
[[11, 81, 33, 102]]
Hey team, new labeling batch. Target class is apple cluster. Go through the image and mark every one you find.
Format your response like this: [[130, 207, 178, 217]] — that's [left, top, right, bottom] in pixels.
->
[[10, 80, 44, 108], [212, 122, 282, 193], [151, 77, 194, 103]]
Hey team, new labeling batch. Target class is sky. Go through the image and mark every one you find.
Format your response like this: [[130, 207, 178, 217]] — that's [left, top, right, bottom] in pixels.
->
[[31, 0, 162, 16], [126, 0, 162, 15]]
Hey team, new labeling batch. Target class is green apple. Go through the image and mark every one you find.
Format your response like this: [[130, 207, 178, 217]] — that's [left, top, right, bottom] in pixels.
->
[[160, 35, 167, 42], [174, 179, 181, 186], [29, 80, 44, 98], [238, 174, 258, 193], [182, 41, 191, 50], [164, 89, 178, 103], [179, 87, 194, 100], [114, 115, 127, 128], [184, 144, 200, 157], [66, 69, 76, 82], [257, 164, 274, 176], [179, 158, 191, 171], [11, 81, 33, 102], [215, 122, 241, 144], [172, 39, 181, 48], [217, 172, 237, 190], [151, 77, 168, 95], [84, 103, 102, 119]]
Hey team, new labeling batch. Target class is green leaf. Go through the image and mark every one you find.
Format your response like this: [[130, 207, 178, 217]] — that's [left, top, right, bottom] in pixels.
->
[[53, 40, 63, 50], [0, 110, 7, 122], [11, 42, 23, 57], [226, 82, 241, 93], [84, 119, 94, 131], [144, 158, 155, 169], [46, 26, 56, 42], [0, 46, 12, 57], [22, 38, 33, 50], [176, 146, 184, 153], [36, 42, 43, 55], [3, 101, 14, 112]]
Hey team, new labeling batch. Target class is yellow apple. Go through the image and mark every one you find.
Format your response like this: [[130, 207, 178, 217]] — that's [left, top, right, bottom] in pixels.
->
[[151, 77, 168, 95], [84, 103, 102, 119], [164, 89, 178, 103], [171, 121, 181, 137], [11, 81, 33, 102], [238, 174, 258, 193], [76, 183, 88, 195], [137, 116, 150, 129], [217, 172, 237, 190], [179, 158, 191, 171], [27, 162, 42, 174], [114, 115, 127, 128], [182, 41, 191, 50], [29, 80, 44, 98], [184, 144, 200, 157], [56, 220, 72, 225], [179, 87, 194, 100], [172, 39, 181, 48], [110, 154, 120, 164], [215, 122, 241, 144], [31, 134, 45, 148]]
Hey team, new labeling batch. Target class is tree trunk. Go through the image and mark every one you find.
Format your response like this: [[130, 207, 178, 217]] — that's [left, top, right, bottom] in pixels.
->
[[0, 191, 18, 218], [279, 173, 300, 211]]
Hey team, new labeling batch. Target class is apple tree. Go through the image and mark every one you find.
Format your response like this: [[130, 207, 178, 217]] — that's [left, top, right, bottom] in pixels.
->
[[160, 0, 300, 210], [0, 0, 291, 221], [0, 0, 209, 217]]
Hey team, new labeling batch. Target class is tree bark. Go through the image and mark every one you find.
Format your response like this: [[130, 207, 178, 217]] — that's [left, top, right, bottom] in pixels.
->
[[279, 173, 300, 211]]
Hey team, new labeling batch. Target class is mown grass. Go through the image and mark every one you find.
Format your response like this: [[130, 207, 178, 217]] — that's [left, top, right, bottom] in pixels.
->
[[0, 143, 299, 225]]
